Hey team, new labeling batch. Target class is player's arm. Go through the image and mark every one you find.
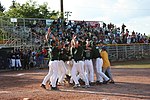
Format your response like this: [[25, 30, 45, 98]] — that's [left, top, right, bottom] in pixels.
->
[[45, 27, 56, 42], [45, 27, 51, 42]]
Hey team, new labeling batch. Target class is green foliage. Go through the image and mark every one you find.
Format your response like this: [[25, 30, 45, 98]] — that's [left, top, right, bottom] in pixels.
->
[[4, 0, 59, 19], [0, 11, 4, 16]]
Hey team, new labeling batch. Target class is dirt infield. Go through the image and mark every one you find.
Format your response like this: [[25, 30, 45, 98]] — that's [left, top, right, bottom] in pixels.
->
[[0, 67, 150, 100]]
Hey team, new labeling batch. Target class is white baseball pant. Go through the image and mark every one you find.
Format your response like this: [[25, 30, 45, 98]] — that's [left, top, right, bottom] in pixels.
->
[[58, 60, 67, 83], [50, 60, 59, 87], [84, 59, 94, 82], [42, 61, 53, 85], [71, 61, 89, 85], [95, 58, 109, 82], [11, 59, 15, 67], [16, 59, 22, 67]]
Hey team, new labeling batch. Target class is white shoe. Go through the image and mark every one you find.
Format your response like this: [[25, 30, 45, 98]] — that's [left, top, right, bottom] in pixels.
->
[[57, 82, 65, 86], [73, 84, 80, 88]]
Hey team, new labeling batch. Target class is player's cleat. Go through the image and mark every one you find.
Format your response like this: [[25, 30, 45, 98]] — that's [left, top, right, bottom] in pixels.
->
[[103, 79, 110, 84], [109, 80, 115, 84], [96, 81, 103, 85], [82, 85, 90, 88], [73, 84, 80, 88], [40, 84, 46, 89], [51, 87, 59, 91], [89, 82, 95, 86], [57, 82, 65, 86]]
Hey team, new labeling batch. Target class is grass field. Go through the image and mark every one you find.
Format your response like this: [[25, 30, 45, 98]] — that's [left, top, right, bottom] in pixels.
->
[[112, 59, 150, 68]]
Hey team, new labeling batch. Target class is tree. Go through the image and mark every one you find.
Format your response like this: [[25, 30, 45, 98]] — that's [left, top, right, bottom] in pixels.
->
[[4, 0, 59, 19], [0, 2, 5, 12]]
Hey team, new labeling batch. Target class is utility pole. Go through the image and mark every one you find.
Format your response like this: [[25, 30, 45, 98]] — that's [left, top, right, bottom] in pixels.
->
[[60, 0, 64, 19], [12, 0, 16, 8]]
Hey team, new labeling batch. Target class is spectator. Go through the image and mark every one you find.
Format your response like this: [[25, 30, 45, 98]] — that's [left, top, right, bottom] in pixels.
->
[[121, 23, 126, 33], [100, 46, 115, 83]]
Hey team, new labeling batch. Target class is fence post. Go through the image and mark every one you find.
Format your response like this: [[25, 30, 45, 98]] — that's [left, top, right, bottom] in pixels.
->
[[125, 45, 127, 59], [141, 44, 143, 57], [116, 45, 118, 60]]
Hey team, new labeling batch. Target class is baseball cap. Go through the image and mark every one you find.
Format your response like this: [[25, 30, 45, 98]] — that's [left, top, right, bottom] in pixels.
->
[[102, 46, 107, 50]]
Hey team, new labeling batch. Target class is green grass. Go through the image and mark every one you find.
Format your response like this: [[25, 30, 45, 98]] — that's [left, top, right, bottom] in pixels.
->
[[112, 59, 150, 68], [113, 65, 150, 68]]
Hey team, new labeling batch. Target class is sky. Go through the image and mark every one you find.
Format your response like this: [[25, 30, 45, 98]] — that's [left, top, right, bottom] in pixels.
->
[[1, 0, 150, 35]]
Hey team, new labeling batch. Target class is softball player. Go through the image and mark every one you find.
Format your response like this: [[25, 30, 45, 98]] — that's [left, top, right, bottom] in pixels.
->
[[57, 43, 67, 85], [41, 40, 59, 90], [92, 42, 110, 83], [71, 40, 90, 88], [10, 50, 16, 70], [15, 49, 22, 70], [83, 40, 94, 85]]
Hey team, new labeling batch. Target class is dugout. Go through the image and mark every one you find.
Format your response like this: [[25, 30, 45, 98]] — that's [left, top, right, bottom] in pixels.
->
[[0, 47, 14, 69]]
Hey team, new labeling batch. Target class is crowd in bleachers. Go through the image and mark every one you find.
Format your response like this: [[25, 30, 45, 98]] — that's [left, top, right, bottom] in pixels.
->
[[24, 19, 150, 46], [11, 18, 150, 47]]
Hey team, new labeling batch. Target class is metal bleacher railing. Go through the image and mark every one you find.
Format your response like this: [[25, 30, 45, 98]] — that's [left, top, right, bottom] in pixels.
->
[[0, 16, 49, 47], [106, 43, 150, 61]]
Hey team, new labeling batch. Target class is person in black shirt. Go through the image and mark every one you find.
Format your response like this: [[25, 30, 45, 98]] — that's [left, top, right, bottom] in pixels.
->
[[92, 42, 110, 84], [71, 40, 90, 88], [15, 49, 22, 70], [41, 40, 59, 90], [63, 43, 73, 82], [57, 42, 67, 85]]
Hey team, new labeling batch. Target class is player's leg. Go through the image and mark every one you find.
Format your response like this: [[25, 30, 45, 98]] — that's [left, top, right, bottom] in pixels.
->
[[88, 60, 94, 83], [78, 61, 90, 87], [51, 60, 59, 90], [58, 60, 67, 85], [41, 61, 53, 89], [97, 58, 109, 82], [11, 59, 15, 70], [93, 59, 99, 82], [18, 59, 22, 70], [71, 61, 80, 87], [105, 67, 115, 83], [16, 59, 19, 70], [84, 60, 89, 82]]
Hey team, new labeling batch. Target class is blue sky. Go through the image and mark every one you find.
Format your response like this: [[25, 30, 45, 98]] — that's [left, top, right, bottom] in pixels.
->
[[1, 0, 150, 35]]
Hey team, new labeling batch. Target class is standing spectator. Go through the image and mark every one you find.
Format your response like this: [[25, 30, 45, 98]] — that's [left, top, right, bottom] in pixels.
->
[[15, 49, 22, 70], [127, 35, 131, 44], [121, 23, 126, 33], [42, 47, 48, 68], [23, 49, 30, 70]]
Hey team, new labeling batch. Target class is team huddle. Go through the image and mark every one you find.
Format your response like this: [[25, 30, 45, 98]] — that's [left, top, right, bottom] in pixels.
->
[[41, 29, 115, 90]]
